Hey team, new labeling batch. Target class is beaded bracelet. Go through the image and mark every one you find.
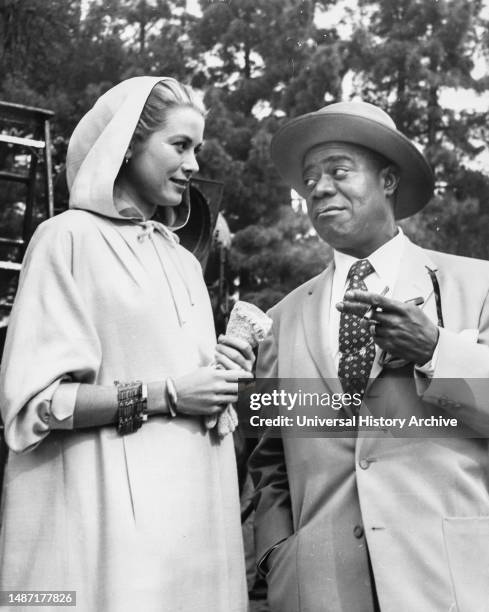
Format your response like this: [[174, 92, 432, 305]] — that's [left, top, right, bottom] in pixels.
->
[[114, 381, 148, 435]]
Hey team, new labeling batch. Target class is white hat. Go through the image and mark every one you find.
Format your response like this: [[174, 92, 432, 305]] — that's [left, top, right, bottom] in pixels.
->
[[271, 101, 434, 219]]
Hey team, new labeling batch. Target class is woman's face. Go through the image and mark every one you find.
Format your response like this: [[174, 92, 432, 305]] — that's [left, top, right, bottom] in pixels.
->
[[124, 106, 204, 217]]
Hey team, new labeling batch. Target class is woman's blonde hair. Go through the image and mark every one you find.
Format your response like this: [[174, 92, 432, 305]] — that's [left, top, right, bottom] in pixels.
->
[[132, 80, 206, 144]]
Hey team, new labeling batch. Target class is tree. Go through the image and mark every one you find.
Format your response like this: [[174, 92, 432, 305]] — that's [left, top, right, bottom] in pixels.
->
[[194, 0, 344, 116], [1, 0, 488, 309], [192, 0, 347, 303], [230, 205, 331, 310], [345, 0, 489, 259], [0, 0, 82, 86]]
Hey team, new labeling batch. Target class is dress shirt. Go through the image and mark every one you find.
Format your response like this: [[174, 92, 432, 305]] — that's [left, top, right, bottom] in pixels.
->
[[329, 228, 438, 379]]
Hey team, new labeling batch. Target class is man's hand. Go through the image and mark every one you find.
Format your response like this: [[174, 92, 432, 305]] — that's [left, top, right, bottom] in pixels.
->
[[336, 289, 439, 366]]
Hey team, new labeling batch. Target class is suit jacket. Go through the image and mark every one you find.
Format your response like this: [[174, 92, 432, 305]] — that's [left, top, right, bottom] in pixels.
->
[[249, 237, 489, 612]]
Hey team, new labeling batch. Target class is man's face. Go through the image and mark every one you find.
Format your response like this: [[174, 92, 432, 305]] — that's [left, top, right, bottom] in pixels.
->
[[302, 142, 397, 258]]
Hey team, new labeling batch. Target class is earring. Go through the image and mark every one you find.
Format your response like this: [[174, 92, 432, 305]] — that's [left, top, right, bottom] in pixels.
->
[[124, 156, 130, 165]]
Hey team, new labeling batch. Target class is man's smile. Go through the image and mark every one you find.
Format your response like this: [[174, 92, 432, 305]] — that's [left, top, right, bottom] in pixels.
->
[[313, 203, 347, 218]]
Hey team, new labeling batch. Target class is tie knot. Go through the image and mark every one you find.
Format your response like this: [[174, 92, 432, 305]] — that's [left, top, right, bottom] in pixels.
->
[[347, 259, 374, 282]]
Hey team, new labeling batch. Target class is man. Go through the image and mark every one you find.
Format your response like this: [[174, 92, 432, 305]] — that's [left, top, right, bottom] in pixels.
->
[[249, 101, 489, 612]]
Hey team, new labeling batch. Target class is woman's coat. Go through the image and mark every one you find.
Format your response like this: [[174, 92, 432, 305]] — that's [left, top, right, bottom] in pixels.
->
[[0, 77, 247, 612]]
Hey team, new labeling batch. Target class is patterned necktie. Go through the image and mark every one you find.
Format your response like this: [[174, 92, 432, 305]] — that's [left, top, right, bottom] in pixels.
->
[[338, 259, 375, 399]]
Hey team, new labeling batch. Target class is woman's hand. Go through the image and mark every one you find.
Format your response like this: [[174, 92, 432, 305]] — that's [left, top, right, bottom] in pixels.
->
[[214, 335, 256, 372], [173, 366, 253, 417]]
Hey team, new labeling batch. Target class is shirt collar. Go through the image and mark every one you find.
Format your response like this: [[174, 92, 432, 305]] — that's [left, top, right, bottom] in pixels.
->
[[333, 228, 407, 290]]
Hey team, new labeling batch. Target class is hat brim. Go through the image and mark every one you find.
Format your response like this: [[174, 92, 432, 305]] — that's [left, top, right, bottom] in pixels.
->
[[271, 112, 434, 219]]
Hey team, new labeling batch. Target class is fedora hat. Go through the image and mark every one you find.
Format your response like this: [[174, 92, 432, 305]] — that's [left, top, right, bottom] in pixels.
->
[[270, 101, 434, 219]]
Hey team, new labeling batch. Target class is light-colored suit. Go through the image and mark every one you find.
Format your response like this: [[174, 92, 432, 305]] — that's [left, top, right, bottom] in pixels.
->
[[249, 237, 489, 612]]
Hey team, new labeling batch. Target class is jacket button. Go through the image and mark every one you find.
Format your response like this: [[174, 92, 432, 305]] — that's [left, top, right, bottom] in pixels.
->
[[359, 459, 370, 470], [353, 525, 364, 538]]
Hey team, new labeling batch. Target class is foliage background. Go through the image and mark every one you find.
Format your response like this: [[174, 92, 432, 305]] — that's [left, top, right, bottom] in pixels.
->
[[1, 0, 488, 310]]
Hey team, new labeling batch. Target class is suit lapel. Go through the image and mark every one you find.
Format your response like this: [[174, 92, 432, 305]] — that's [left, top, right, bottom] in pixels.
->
[[391, 238, 437, 306], [301, 265, 344, 394]]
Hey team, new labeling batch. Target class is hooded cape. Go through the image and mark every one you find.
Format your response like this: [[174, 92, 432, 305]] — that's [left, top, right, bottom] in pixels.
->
[[0, 77, 247, 612]]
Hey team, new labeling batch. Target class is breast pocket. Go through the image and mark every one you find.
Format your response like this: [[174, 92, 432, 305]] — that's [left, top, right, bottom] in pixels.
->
[[443, 516, 489, 612]]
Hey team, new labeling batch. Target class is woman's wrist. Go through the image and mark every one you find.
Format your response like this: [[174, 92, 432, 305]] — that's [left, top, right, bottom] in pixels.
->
[[72, 380, 174, 429], [147, 380, 176, 416], [73, 384, 118, 429]]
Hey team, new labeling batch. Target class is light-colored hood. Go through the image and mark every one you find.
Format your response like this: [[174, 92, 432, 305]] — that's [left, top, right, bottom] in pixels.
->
[[66, 76, 190, 230]]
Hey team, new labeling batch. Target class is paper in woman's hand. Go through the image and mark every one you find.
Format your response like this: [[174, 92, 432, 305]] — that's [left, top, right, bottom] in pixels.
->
[[206, 301, 272, 437]]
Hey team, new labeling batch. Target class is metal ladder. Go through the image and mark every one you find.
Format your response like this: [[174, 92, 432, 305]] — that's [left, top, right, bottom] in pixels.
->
[[0, 101, 54, 493], [0, 100, 54, 268]]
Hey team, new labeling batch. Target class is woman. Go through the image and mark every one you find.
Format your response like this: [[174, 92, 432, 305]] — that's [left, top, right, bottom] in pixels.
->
[[0, 77, 252, 611]]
